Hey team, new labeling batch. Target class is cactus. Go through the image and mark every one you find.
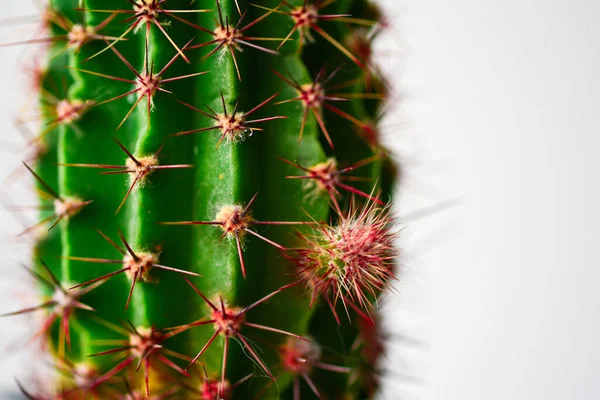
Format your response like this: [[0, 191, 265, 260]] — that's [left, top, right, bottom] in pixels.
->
[[4, 0, 399, 398]]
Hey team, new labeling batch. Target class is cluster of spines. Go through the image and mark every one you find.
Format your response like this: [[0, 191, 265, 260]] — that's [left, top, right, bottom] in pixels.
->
[[2, 0, 398, 399]]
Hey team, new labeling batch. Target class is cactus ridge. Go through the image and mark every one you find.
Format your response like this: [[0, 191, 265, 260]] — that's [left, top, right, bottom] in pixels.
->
[[2, 0, 399, 398]]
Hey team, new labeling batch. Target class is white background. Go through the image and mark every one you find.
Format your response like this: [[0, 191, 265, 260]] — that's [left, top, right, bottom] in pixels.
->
[[1, 1, 600, 399]]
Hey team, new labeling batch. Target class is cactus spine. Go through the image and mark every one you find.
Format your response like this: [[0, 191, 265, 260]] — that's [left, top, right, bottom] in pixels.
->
[[5, 0, 398, 398]]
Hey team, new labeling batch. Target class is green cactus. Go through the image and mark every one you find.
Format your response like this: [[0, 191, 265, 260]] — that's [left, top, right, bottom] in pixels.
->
[[5, 0, 398, 398]]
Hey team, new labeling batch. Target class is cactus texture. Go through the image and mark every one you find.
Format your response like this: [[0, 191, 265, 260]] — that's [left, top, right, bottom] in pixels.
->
[[5, 0, 398, 398]]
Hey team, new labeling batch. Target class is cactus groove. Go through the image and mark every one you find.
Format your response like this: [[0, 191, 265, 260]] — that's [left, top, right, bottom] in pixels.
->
[[5, 0, 399, 398]]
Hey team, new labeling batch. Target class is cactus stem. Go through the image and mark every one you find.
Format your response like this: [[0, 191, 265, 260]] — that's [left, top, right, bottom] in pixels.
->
[[12, 0, 396, 395], [173, 92, 287, 146]]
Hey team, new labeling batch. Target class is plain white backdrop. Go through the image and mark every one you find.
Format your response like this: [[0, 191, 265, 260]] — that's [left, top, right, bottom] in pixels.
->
[[1, 1, 600, 399]]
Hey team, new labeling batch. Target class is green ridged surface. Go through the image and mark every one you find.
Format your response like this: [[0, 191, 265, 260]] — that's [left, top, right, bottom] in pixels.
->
[[16, 0, 397, 397]]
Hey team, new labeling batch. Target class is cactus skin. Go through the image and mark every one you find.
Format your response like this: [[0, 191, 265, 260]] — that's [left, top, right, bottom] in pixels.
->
[[9, 0, 398, 398]]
